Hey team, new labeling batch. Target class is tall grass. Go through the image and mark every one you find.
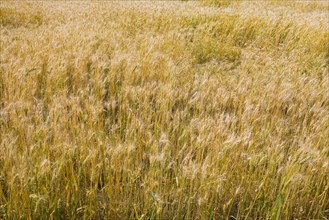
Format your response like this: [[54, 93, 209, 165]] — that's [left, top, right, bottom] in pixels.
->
[[0, 1, 328, 219]]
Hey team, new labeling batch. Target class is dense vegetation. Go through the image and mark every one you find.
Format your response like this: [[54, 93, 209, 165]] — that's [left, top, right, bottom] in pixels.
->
[[0, 1, 328, 219]]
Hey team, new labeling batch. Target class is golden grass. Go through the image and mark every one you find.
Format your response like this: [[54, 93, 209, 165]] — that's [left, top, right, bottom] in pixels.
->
[[0, 1, 328, 219]]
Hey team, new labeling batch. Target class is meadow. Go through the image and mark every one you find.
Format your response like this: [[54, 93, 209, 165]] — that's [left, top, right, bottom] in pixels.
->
[[0, 1, 328, 219]]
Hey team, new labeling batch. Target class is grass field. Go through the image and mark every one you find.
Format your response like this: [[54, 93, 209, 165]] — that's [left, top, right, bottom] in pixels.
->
[[0, 1, 328, 219]]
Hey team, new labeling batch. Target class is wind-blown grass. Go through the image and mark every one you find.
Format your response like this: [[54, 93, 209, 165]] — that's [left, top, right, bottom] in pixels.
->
[[0, 1, 328, 219]]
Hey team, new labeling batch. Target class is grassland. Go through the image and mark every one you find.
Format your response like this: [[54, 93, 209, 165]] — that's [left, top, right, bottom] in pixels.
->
[[0, 1, 328, 219]]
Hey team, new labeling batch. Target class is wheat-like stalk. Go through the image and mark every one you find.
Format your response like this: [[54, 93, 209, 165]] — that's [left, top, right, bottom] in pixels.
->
[[0, 1, 328, 219]]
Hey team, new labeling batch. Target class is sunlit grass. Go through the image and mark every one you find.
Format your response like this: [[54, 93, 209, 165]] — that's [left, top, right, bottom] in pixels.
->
[[0, 1, 328, 219]]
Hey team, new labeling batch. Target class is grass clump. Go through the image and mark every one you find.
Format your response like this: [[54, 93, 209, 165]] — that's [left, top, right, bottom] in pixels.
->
[[0, 8, 43, 28], [203, 0, 236, 7], [191, 37, 241, 64]]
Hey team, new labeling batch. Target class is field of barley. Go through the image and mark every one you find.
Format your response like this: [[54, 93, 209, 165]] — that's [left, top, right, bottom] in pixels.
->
[[0, 0, 328, 219]]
